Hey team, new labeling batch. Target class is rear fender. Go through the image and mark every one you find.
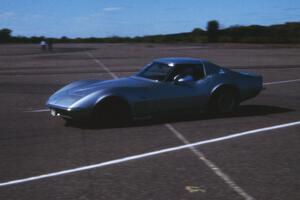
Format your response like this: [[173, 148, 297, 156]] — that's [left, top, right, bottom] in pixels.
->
[[210, 84, 240, 100]]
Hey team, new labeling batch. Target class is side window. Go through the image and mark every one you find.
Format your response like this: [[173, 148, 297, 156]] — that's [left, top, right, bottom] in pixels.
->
[[167, 64, 205, 81], [203, 61, 221, 75], [166, 65, 183, 81], [193, 64, 205, 80]]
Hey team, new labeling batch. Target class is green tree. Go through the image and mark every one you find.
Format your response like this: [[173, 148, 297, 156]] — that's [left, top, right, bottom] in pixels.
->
[[0, 28, 12, 43], [192, 28, 204, 34], [207, 20, 219, 42], [60, 36, 70, 43]]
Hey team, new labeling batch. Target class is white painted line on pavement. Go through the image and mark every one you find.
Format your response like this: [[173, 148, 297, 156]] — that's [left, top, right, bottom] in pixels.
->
[[86, 51, 118, 79], [263, 78, 300, 86], [13, 52, 300, 199], [1, 120, 300, 188], [86, 51, 252, 199], [24, 109, 50, 113], [165, 123, 254, 200]]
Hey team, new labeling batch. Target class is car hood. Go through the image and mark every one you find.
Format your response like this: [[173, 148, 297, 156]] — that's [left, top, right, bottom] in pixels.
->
[[50, 76, 156, 98], [68, 76, 155, 96], [47, 76, 156, 108]]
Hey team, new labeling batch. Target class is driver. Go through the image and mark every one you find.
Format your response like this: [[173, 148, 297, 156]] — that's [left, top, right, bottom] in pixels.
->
[[169, 66, 196, 81]]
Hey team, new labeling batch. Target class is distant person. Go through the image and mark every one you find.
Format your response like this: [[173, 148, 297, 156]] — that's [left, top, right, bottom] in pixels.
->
[[47, 40, 53, 51], [40, 40, 47, 50]]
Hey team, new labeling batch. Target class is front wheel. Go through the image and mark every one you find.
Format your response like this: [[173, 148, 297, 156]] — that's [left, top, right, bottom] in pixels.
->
[[92, 100, 132, 127], [209, 89, 239, 114]]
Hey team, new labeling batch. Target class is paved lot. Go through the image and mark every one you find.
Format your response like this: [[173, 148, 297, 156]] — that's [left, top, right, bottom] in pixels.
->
[[0, 43, 299, 200]]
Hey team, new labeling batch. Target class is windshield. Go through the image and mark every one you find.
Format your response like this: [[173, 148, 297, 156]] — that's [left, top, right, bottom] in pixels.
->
[[137, 62, 171, 81]]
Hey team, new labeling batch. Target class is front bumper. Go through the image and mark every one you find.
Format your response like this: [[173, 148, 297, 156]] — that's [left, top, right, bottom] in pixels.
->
[[48, 105, 92, 120]]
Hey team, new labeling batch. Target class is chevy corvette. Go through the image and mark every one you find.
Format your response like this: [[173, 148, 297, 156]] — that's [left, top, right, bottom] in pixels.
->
[[46, 58, 263, 124]]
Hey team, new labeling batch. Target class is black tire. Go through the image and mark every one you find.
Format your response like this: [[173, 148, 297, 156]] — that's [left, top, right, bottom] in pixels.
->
[[92, 99, 131, 126], [63, 117, 72, 125], [210, 88, 239, 114]]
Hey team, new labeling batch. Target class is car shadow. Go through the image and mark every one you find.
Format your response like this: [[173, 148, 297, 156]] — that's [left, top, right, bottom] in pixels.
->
[[65, 104, 294, 130]]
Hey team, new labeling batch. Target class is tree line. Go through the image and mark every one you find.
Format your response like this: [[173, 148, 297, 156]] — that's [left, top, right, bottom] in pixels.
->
[[1, 20, 300, 44]]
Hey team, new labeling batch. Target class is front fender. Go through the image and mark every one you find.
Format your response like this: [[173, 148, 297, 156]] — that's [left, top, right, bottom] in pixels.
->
[[94, 91, 133, 108]]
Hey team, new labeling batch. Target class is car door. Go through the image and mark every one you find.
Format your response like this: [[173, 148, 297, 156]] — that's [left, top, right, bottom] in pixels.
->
[[148, 64, 211, 113]]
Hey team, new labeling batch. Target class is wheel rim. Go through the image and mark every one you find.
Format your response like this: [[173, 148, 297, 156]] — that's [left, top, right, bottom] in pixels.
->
[[217, 92, 235, 113], [94, 103, 130, 125]]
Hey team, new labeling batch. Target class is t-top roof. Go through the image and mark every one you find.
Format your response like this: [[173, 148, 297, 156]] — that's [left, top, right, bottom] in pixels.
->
[[154, 57, 207, 66]]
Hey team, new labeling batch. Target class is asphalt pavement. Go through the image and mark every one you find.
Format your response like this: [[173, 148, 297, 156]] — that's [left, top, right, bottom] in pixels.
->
[[0, 43, 299, 200]]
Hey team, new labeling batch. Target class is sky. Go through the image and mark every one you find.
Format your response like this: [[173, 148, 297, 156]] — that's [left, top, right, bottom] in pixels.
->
[[0, 0, 299, 38]]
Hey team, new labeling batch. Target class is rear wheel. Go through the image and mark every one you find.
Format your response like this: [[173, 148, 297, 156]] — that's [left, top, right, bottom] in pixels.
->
[[210, 88, 239, 114]]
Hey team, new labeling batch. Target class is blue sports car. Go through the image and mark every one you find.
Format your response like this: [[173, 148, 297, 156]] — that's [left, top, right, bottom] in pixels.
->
[[46, 58, 263, 123]]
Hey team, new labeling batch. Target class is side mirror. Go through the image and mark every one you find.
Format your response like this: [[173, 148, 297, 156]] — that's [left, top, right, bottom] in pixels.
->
[[174, 75, 194, 84]]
